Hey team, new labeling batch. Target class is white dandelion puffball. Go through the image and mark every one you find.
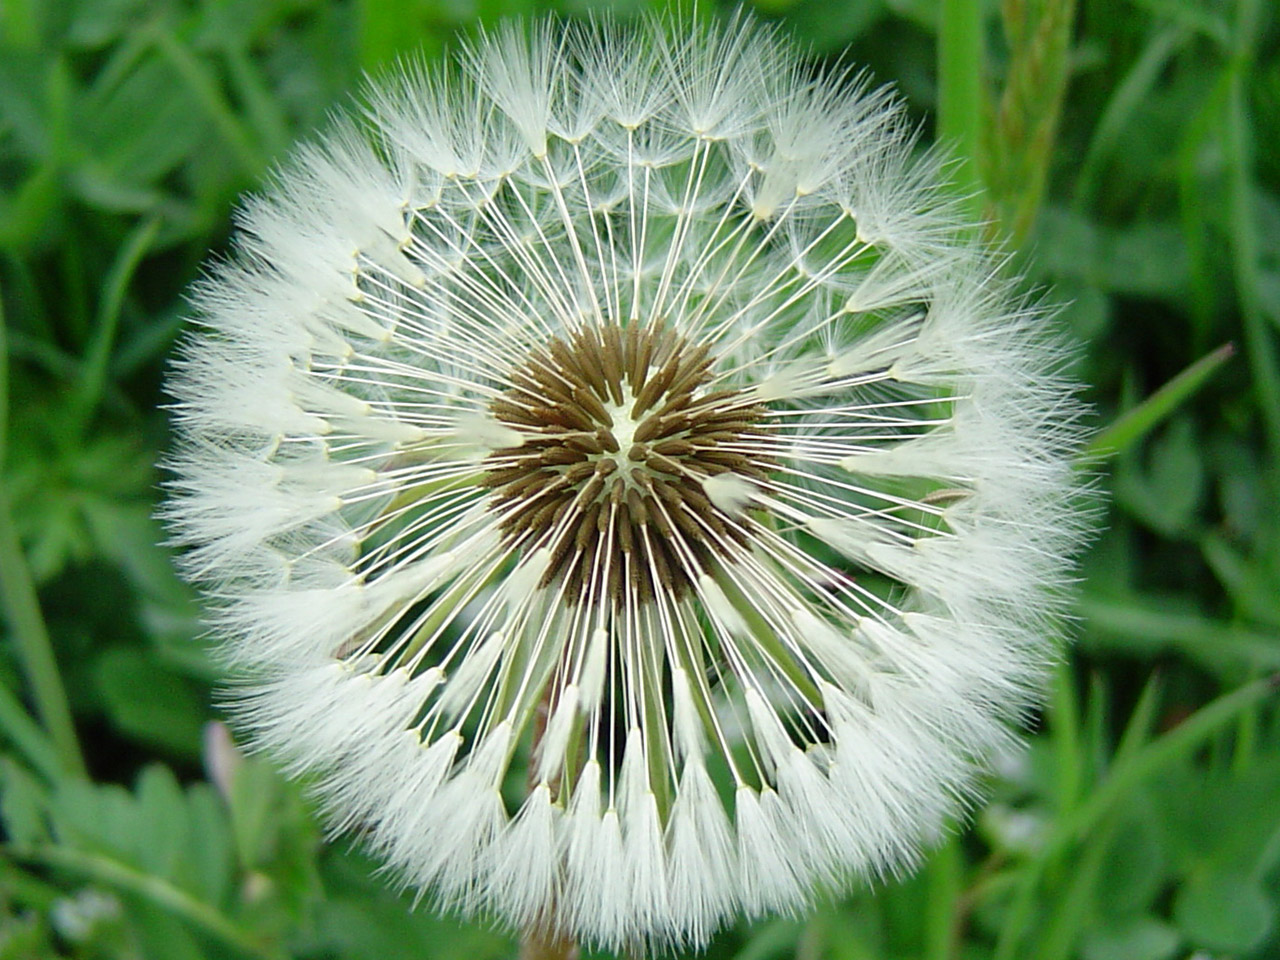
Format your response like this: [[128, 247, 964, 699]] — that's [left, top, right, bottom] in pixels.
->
[[166, 14, 1087, 951]]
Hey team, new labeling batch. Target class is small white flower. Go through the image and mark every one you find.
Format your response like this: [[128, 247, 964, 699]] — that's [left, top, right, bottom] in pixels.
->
[[50, 890, 121, 943], [165, 13, 1088, 950]]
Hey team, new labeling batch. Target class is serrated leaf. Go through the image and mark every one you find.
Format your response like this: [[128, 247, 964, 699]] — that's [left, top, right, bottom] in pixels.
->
[[134, 764, 189, 881], [184, 783, 236, 907], [48, 778, 133, 857], [227, 757, 286, 873]]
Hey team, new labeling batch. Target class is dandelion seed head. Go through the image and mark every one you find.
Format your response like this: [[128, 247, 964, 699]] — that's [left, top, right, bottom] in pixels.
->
[[165, 11, 1090, 951]]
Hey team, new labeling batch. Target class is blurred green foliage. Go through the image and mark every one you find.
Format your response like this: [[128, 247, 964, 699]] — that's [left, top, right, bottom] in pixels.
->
[[2, 0, 1279, 958]]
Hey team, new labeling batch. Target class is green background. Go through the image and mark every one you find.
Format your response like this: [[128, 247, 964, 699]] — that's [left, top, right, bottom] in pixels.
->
[[2, 0, 1279, 958]]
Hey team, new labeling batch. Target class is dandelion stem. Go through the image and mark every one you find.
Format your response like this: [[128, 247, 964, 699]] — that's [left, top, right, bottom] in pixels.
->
[[520, 925, 579, 960], [520, 683, 578, 960]]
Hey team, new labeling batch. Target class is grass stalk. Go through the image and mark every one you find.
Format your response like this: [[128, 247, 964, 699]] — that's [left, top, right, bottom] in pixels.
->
[[0, 680, 63, 783], [988, 0, 1077, 243], [993, 675, 1277, 960], [1224, 0, 1280, 460], [73, 216, 161, 433], [0, 295, 87, 780], [923, 835, 962, 960], [938, 0, 987, 222]]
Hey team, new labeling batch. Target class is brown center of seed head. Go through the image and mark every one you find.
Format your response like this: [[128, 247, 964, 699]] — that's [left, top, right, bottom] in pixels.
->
[[481, 321, 772, 604]]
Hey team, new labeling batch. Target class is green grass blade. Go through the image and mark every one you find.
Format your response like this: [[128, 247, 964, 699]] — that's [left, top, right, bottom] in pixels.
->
[[938, 0, 986, 222], [1084, 342, 1235, 461], [0, 681, 62, 783], [1225, 51, 1280, 458], [1049, 659, 1083, 814], [1073, 25, 1186, 208], [150, 27, 265, 178], [994, 676, 1276, 960], [1068, 677, 1275, 843], [1111, 672, 1163, 769], [73, 215, 161, 432], [923, 835, 962, 960], [0, 294, 86, 781]]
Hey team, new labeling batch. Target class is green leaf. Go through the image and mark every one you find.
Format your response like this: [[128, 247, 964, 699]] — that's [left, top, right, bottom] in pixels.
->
[[1173, 871, 1274, 953], [1095, 809, 1168, 919], [994, 678, 1277, 960], [0, 757, 51, 847], [1036, 209, 1193, 302], [1080, 916, 1180, 960], [1201, 531, 1280, 628], [78, 54, 209, 187], [1080, 595, 1280, 677], [1150, 755, 1280, 877], [1113, 417, 1204, 535], [783, 0, 887, 51], [134, 764, 190, 881], [93, 646, 208, 756], [184, 783, 236, 907], [9, 842, 283, 960]]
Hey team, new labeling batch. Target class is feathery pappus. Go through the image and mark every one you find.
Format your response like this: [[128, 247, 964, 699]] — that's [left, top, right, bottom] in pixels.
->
[[165, 13, 1090, 951]]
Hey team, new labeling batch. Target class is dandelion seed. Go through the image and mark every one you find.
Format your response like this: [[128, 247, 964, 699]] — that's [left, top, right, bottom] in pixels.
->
[[165, 12, 1089, 951]]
